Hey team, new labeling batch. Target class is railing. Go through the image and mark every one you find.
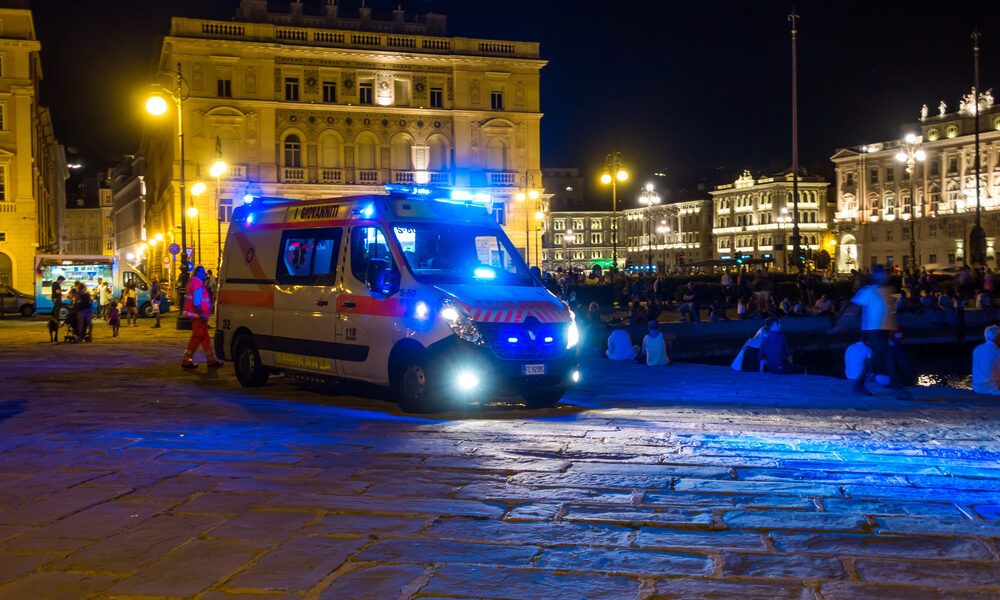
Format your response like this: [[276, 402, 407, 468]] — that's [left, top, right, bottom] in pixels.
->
[[321, 169, 343, 184], [175, 19, 540, 58], [226, 165, 248, 180], [487, 171, 516, 186], [282, 167, 305, 182], [0, 202, 14, 214], [358, 169, 379, 184], [393, 171, 415, 183], [429, 171, 450, 184]]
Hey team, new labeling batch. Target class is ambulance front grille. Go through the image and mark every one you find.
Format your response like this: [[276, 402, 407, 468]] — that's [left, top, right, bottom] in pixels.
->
[[476, 321, 566, 361]]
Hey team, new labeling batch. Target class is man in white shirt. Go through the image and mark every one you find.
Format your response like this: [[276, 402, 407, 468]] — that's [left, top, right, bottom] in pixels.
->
[[840, 265, 911, 399], [972, 325, 1000, 395]]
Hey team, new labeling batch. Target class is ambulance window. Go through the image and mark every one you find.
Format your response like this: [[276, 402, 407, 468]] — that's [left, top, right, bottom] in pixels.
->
[[276, 228, 343, 284], [350, 226, 396, 284]]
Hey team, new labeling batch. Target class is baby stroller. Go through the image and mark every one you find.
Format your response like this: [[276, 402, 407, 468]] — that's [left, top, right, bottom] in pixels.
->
[[62, 306, 80, 343]]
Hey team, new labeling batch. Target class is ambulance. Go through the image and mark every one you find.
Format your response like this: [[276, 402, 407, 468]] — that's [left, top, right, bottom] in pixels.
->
[[214, 185, 580, 412]]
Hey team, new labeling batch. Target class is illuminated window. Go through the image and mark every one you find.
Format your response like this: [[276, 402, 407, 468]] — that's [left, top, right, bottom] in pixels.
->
[[217, 79, 232, 98], [394, 79, 410, 106], [846, 173, 854, 185], [284, 77, 299, 101], [870, 168, 878, 184], [0, 166, 7, 201], [490, 90, 504, 110], [591, 232, 602, 244], [948, 157, 958, 173], [886, 167, 894, 183], [218, 198, 233, 223], [928, 223, 936, 238], [491, 205, 505, 225], [553, 219, 565, 231], [283, 135, 302, 167], [572, 219, 584, 230], [322, 81, 337, 103]]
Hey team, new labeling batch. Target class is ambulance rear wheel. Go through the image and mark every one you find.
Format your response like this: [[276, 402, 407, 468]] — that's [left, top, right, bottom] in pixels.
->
[[521, 390, 564, 409], [233, 335, 269, 387], [393, 354, 443, 413]]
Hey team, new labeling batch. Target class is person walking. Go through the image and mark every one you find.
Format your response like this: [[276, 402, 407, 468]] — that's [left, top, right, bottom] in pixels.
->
[[204, 270, 217, 313], [73, 283, 94, 342], [180, 266, 222, 369], [123, 280, 139, 326], [836, 264, 911, 399], [150, 276, 162, 328], [99, 280, 112, 320], [108, 300, 121, 337], [50, 275, 65, 315]]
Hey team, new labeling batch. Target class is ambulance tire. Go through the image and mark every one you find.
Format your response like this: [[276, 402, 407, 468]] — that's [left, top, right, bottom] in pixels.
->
[[521, 390, 563, 409], [233, 335, 269, 387], [393, 353, 444, 413]]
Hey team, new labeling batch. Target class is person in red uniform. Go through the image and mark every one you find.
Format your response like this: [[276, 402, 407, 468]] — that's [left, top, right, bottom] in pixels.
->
[[181, 266, 222, 369]]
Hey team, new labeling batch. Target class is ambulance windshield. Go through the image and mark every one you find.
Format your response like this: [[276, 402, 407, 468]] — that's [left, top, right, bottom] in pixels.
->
[[393, 224, 536, 286]]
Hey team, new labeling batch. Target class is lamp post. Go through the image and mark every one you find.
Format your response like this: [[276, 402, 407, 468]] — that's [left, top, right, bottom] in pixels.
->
[[656, 220, 670, 271], [516, 177, 540, 267], [534, 209, 545, 273], [969, 29, 986, 266], [209, 160, 227, 271], [145, 63, 189, 260], [563, 229, 576, 276], [600, 152, 628, 277], [187, 204, 201, 266], [778, 208, 791, 272], [788, 10, 803, 271], [895, 133, 926, 270], [638, 183, 661, 270]]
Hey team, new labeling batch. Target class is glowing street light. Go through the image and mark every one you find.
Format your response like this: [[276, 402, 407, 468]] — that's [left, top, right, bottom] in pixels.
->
[[208, 158, 228, 270], [600, 151, 628, 276], [188, 187, 203, 266], [516, 175, 541, 267], [896, 132, 925, 268], [638, 183, 661, 269]]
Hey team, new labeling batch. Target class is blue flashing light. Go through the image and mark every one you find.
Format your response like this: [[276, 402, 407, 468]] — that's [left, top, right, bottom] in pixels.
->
[[414, 301, 429, 319], [449, 190, 492, 204], [385, 184, 433, 196], [243, 194, 254, 205], [245, 213, 254, 224], [360, 204, 375, 218], [473, 266, 496, 280], [544, 336, 554, 343], [507, 337, 519, 343]]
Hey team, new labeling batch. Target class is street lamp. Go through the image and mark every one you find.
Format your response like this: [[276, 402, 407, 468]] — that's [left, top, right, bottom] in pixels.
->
[[187, 195, 202, 266], [516, 180, 540, 267], [146, 63, 189, 261], [209, 159, 227, 270], [600, 151, 628, 277], [534, 209, 545, 273], [656, 219, 670, 270], [563, 229, 576, 276], [638, 183, 661, 270], [895, 132, 925, 270]]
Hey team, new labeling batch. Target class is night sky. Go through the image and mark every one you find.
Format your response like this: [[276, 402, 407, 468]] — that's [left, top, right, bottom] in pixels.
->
[[32, 0, 1000, 204]]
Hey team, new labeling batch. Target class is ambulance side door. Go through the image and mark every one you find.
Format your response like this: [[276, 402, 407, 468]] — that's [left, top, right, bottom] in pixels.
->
[[337, 224, 401, 381], [270, 227, 343, 375]]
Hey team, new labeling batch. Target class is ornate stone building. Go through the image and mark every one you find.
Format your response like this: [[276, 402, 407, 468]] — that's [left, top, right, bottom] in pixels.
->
[[832, 92, 1000, 272], [140, 0, 545, 278], [711, 170, 831, 270], [0, 5, 66, 290], [542, 210, 617, 274], [623, 195, 713, 271]]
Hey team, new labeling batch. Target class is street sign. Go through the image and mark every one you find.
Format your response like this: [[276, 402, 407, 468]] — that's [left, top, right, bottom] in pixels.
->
[[168, 243, 180, 255], [185, 248, 194, 260]]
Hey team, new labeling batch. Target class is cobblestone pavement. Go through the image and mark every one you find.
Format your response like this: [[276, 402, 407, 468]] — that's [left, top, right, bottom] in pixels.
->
[[1, 319, 999, 599]]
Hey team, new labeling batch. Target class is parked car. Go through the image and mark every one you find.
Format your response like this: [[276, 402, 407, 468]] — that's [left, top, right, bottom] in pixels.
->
[[0, 284, 35, 316]]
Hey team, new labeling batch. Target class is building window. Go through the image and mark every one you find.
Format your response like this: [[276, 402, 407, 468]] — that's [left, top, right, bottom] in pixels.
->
[[886, 167, 894, 183], [886, 229, 893, 241], [283, 135, 302, 167], [846, 173, 854, 186], [928, 223, 936, 238], [554, 234, 562, 245], [394, 79, 410, 106], [591, 232, 602, 244], [573, 219, 584, 230], [948, 253, 956, 264], [574, 234, 583, 244], [870, 168, 878, 184], [930, 160, 939, 175], [590, 218, 602, 229], [928, 253, 937, 263], [217, 78, 232, 98], [902, 226, 910, 240], [902, 168, 910, 181], [0, 167, 6, 201], [573, 250, 585, 260], [322, 81, 337, 103], [948, 157, 958, 173], [430, 87, 443, 108], [554, 250, 562, 260], [284, 77, 300, 101], [218, 198, 233, 223], [490, 90, 504, 110], [491, 205, 505, 225], [0, 232, 5, 242], [359, 81, 373, 105], [870, 228, 877, 242], [554, 219, 565, 231]]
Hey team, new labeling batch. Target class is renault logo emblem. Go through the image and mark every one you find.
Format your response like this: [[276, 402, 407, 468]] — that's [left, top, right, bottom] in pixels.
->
[[527, 330, 536, 341]]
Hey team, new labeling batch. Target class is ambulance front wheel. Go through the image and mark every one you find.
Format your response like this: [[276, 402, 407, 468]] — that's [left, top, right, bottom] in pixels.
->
[[233, 335, 269, 387], [393, 353, 443, 413]]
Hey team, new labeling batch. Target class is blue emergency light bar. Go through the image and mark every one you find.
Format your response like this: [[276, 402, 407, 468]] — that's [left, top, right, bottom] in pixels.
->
[[383, 184, 491, 206]]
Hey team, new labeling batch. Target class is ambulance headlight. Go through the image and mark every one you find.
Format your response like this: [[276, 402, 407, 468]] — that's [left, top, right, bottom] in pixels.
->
[[566, 319, 579, 349], [456, 371, 480, 391], [440, 299, 483, 345]]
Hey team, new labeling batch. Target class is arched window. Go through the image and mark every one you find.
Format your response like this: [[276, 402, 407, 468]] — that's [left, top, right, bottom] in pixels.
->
[[487, 138, 508, 171], [356, 133, 378, 169], [320, 134, 341, 168], [428, 135, 449, 171], [390, 134, 413, 171], [283, 134, 302, 167]]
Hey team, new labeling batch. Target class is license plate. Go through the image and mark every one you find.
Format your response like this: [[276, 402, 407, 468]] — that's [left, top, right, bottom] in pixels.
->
[[523, 364, 546, 375]]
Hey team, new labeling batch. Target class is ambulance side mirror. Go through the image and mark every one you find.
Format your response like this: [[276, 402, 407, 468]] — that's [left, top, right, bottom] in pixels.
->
[[366, 259, 397, 295]]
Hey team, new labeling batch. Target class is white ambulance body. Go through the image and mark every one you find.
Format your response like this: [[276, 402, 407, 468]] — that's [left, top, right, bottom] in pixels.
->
[[215, 186, 579, 412]]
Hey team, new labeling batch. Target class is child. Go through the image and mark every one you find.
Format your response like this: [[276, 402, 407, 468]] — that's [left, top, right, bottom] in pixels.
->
[[108, 300, 121, 337]]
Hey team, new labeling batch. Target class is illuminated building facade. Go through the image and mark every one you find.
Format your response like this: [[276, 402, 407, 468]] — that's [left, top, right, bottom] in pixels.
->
[[141, 0, 545, 278], [711, 170, 830, 270], [832, 94, 1000, 271], [0, 6, 66, 290], [542, 210, 617, 274], [623, 196, 712, 271]]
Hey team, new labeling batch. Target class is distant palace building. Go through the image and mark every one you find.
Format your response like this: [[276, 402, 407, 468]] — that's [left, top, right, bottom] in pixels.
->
[[0, 5, 66, 291], [832, 92, 1000, 272], [711, 170, 831, 270], [141, 0, 546, 278], [622, 193, 713, 271]]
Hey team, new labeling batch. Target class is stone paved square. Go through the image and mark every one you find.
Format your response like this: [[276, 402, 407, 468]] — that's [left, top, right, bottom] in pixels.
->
[[0, 321, 999, 599]]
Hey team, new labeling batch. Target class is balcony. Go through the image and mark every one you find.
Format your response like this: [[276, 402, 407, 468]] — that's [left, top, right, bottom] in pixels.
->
[[487, 171, 516, 186], [320, 169, 343, 184], [358, 169, 379, 184], [282, 167, 305, 182]]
